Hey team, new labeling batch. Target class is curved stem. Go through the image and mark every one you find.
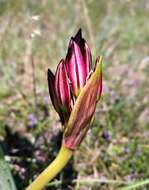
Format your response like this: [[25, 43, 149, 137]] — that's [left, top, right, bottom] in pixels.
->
[[26, 144, 73, 190]]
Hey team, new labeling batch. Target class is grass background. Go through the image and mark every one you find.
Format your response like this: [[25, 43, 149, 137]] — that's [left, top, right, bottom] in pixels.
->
[[0, 0, 149, 189]]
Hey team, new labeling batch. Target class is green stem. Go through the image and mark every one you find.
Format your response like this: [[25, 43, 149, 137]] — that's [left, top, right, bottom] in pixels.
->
[[26, 144, 73, 190]]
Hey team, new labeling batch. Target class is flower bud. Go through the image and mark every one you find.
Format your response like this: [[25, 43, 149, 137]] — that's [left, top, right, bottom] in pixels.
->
[[65, 29, 92, 97], [47, 29, 103, 148], [63, 57, 102, 150], [47, 60, 71, 124]]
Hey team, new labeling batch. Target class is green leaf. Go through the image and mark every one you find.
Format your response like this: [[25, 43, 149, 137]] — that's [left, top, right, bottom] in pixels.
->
[[119, 179, 149, 190], [0, 147, 17, 190]]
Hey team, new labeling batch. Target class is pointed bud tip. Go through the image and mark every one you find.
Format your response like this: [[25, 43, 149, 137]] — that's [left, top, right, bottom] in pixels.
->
[[47, 68, 54, 81], [94, 56, 102, 72], [96, 56, 102, 65], [76, 28, 82, 35], [55, 59, 66, 75], [47, 68, 51, 74], [74, 28, 82, 41], [58, 59, 65, 67]]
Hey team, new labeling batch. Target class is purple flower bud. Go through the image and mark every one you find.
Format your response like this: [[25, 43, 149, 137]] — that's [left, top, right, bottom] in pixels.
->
[[47, 29, 103, 149], [63, 57, 102, 150], [55, 60, 71, 109], [65, 29, 92, 97], [47, 60, 71, 124]]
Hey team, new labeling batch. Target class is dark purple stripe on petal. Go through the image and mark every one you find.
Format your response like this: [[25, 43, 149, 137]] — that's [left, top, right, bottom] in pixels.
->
[[47, 69, 59, 111]]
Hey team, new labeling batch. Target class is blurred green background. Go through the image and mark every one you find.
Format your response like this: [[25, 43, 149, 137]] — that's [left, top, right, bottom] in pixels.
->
[[0, 0, 149, 189]]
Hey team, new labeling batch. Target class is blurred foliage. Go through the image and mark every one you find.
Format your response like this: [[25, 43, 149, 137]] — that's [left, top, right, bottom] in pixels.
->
[[0, 0, 149, 189], [0, 147, 17, 190]]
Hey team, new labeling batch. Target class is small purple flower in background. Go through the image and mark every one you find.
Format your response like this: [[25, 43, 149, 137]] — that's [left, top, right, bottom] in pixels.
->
[[34, 150, 47, 162], [27, 113, 38, 128], [124, 147, 129, 154], [14, 164, 26, 180], [43, 95, 50, 105], [102, 131, 112, 141], [124, 174, 137, 183]]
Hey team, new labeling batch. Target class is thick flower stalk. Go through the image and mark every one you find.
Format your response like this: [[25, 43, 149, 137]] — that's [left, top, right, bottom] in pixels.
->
[[27, 29, 102, 190]]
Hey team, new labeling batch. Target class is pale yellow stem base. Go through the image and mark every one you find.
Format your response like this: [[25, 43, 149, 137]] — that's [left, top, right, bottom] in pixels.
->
[[26, 144, 73, 190]]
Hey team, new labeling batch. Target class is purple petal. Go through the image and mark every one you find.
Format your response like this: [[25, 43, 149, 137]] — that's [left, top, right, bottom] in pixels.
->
[[55, 59, 71, 109], [47, 69, 59, 111], [66, 41, 87, 96], [74, 29, 86, 60], [74, 29, 92, 74]]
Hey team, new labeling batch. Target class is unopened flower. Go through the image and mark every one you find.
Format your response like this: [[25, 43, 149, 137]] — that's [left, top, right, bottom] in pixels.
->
[[65, 29, 92, 97], [27, 29, 103, 190], [48, 59, 72, 125], [63, 57, 102, 149], [48, 29, 102, 149]]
